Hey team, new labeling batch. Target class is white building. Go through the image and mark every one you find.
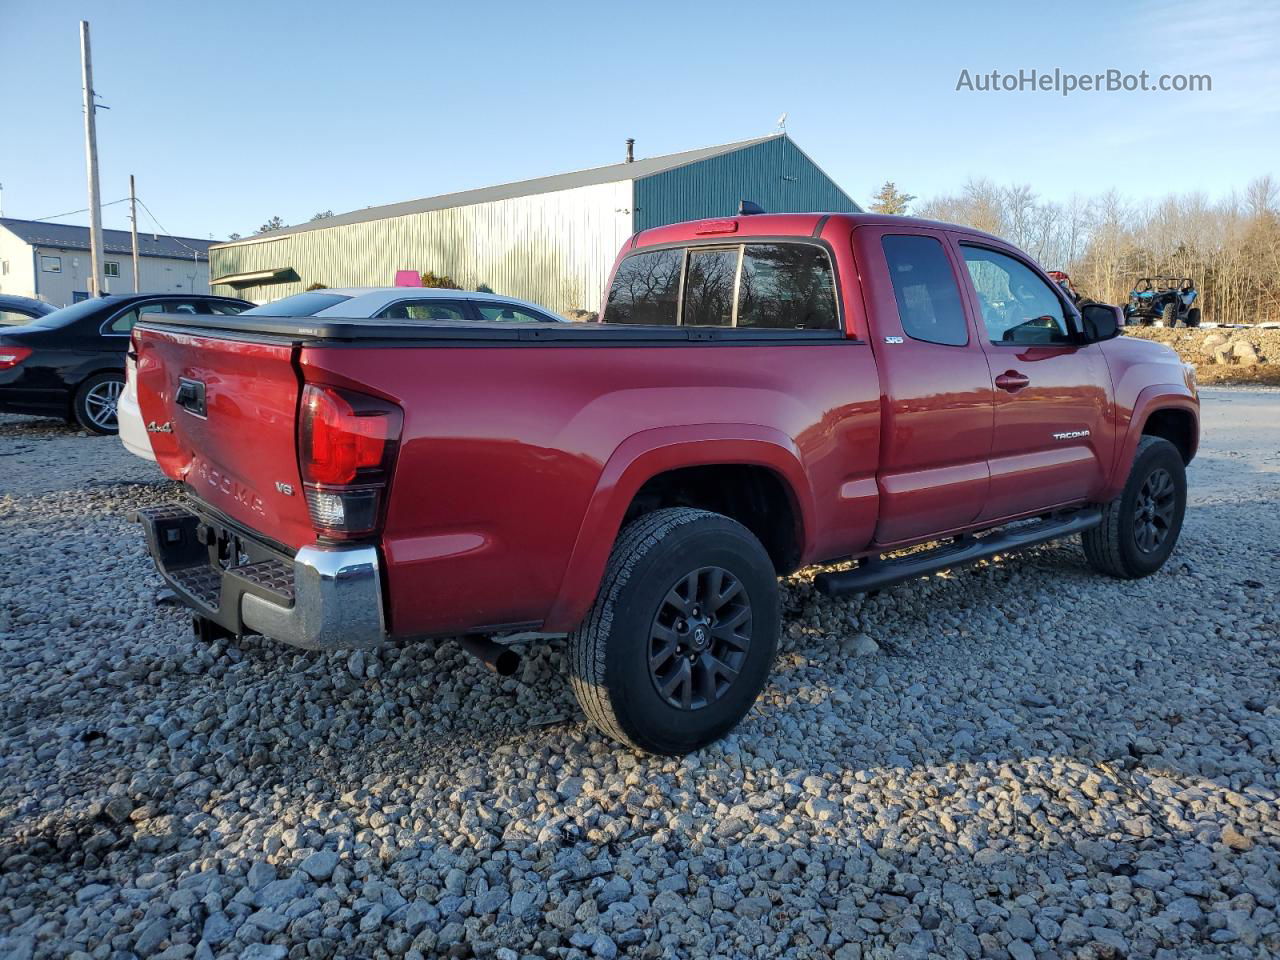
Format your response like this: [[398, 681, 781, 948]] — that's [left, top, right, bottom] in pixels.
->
[[0, 218, 213, 307]]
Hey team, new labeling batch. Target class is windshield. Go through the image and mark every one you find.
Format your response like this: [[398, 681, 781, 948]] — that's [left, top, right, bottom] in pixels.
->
[[242, 293, 352, 317], [25, 297, 121, 328]]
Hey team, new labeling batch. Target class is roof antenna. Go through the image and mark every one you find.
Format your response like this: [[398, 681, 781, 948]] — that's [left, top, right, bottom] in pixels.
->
[[776, 112, 787, 132], [739, 200, 765, 216], [625, 138, 635, 163]]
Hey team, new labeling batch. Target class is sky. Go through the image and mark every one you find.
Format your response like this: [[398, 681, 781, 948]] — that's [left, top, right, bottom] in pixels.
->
[[1, 0, 1277, 241]]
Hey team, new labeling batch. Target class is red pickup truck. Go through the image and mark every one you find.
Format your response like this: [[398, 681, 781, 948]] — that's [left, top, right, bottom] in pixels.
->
[[133, 212, 1198, 754]]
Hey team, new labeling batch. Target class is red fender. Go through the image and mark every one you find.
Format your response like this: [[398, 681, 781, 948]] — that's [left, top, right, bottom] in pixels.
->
[[543, 424, 813, 632], [1101, 384, 1199, 501]]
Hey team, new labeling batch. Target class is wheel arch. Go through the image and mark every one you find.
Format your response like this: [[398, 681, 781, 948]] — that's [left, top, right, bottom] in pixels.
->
[[1102, 386, 1199, 500], [543, 425, 813, 633]]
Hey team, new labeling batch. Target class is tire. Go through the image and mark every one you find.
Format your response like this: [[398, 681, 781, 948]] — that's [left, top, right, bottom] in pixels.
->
[[1186, 307, 1201, 327], [1161, 303, 1177, 327], [568, 508, 780, 755], [73, 371, 125, 434], [1081, 436, 1186, 579]]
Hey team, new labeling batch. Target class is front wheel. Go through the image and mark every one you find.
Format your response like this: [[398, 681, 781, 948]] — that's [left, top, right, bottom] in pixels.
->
[[1081, 436, 1187, 579], [1185, 307, 1201, 327], [73, 372, 125, 434], [568, 508, 780, 755]]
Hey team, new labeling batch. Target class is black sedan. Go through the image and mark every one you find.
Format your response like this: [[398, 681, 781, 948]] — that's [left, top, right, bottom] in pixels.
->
[[0, 293, 252, 434], [0, 294, 57, 326]]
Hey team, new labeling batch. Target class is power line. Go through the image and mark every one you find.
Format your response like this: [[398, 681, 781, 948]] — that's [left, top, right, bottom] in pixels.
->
[[31, 197, 128, 222], [134, 197, 205, 258]]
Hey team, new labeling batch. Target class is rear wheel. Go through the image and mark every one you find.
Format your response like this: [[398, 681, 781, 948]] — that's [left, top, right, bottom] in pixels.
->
[[1186, 307, 1201, 327], [1161, 302, 1177, 326], [1082, 436, 1186, 579], [568, 508, 780, 754], [73, 372, 125, 434]]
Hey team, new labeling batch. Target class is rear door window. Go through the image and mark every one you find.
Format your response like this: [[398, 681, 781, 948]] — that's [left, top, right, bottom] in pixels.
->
[[377, 300, 470, 321], [737, 244, 837, 330], [107, 301, 167, 334], [474, 303, 557, 323], [603, 249, 683, 325], [881, 235, 969, 346]]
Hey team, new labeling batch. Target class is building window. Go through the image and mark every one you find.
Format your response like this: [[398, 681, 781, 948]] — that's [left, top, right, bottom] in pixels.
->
[[40, 256, 62, 273], [104, 261, 120, 278]]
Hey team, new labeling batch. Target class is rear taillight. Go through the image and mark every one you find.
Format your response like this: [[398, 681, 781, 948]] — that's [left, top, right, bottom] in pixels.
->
[[298, 383, 403, 539], [0, 346, 32, 370]]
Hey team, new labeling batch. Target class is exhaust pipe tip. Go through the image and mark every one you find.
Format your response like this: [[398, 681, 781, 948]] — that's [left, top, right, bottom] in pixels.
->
[[460, 634, 521, 676]]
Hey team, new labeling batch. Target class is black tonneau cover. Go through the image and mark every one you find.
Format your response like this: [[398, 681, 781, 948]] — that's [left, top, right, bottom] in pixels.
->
[[135, 313, 846, 345]]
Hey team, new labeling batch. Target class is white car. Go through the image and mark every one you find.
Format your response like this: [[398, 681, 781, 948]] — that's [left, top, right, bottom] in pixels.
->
[[118, 287, 569, 461]]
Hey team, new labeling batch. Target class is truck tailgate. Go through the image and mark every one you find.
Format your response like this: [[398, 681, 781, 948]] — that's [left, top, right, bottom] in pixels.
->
[[134, 325, 315, 550]]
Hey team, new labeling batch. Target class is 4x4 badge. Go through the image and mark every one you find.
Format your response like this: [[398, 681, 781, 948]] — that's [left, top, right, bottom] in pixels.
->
[[145, 420, 173, 434]]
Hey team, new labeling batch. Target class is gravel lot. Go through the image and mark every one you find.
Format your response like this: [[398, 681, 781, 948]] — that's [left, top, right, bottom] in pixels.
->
[[1, 390, 1277, 960]]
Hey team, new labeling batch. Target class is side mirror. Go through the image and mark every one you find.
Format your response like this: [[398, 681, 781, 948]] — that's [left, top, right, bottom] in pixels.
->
[[1080, 303, 1123, 342]]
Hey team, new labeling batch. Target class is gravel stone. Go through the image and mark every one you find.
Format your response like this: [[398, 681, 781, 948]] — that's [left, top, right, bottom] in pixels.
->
[[1, 393, 1279, 959], [299, 850, 338, 881]]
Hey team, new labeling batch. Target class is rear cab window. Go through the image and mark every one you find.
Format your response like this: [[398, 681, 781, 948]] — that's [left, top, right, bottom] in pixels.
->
[[604, 242, 838, 331]]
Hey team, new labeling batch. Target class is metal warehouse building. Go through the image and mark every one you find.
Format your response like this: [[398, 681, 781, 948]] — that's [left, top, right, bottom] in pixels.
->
[[210, 134, 860, 314]]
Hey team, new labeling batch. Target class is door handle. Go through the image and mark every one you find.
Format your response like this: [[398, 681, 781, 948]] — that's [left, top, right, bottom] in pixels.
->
[[995, 370, 1030, 392]]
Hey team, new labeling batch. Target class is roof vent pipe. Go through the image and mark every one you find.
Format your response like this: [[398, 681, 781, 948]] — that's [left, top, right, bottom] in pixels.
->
[[625, 138, 635, 163]]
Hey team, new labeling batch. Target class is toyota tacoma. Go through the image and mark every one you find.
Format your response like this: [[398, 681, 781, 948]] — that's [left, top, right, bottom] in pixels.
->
[[132, 212, 1199, 754]]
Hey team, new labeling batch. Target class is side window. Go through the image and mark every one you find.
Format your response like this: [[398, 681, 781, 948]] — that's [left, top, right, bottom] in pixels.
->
[[108, 302, 166, 333], [881, 236, 969, 346], [164, 301, 201, 315], [737, 244, 838, 330], [377, 300, 469, 321], [682, 248, 737, 326], [474, 303, 555, 323], [961, 246, 1072, 345], [208, 302, 247, 315], [603, 249, 682, 325]]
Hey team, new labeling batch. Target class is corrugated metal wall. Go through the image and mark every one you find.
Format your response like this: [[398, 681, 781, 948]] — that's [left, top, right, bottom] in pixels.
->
[[212, 179, 634, 314], [633, 136, 860, 232]]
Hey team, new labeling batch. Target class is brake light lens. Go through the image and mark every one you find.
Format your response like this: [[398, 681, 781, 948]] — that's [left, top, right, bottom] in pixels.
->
[[298, 384, 403, 539], [0, 346, 33, 370]]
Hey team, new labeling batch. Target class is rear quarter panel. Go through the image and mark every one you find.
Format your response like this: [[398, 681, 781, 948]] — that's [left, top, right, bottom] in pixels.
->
[[301, 340, 880, 638]]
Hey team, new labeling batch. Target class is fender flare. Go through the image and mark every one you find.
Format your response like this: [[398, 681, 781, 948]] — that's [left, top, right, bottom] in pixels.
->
[[542, 423, 813, 632], [1103, 384, 1199, 500]]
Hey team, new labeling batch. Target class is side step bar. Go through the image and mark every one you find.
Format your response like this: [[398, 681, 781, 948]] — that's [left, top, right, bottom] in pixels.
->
[[814, 507, 1102, 597]]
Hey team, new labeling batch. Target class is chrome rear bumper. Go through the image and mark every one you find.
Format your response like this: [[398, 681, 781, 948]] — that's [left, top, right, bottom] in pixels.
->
[[135, 503, 386, 650]]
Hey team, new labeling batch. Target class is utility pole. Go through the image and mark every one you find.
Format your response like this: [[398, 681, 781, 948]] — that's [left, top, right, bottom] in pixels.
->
[[80, 21, 105, 297], [129, 175, 140, 291]]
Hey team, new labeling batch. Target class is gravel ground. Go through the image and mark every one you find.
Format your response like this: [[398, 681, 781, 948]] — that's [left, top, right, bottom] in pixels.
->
[[1, 390, 1277, 960]]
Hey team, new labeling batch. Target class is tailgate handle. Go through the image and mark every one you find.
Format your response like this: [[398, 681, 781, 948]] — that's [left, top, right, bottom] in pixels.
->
[[175, 378, 207, 417]]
